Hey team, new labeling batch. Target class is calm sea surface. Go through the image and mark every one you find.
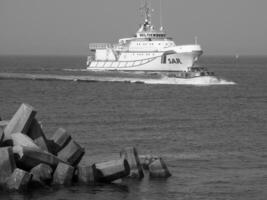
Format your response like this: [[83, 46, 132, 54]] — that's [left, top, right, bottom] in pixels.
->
[[0, 55, 267, 200]]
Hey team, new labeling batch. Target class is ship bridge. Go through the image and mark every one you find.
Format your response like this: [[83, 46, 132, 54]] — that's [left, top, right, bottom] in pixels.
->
[[136, 30, 169, 40], [135, 12, 168, 41]]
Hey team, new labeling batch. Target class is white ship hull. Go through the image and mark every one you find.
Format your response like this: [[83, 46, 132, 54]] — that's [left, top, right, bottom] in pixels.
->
[[87, 48, 203, 72]]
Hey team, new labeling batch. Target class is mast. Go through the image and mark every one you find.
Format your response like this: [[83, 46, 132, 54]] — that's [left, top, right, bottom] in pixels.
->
[[140, 0, 153, 24], [195, 36, 198, 45], [160, 0, 163, 30]]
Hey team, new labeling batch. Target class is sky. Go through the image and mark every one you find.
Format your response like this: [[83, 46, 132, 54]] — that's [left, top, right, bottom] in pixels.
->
[[0, 0, 267, 56]]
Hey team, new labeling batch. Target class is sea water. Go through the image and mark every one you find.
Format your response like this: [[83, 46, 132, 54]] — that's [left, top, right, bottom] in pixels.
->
[[0, 55, 267, 200]]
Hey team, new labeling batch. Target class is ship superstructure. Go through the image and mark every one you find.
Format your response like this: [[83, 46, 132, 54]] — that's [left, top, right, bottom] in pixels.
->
[[86, 1, 210, 76]]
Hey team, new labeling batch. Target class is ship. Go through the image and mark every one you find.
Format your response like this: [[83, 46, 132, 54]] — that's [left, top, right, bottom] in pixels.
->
[[86, 0, 215, 79]]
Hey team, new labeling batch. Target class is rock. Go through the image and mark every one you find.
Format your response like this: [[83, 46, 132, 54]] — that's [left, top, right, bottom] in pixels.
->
[[77, 166, 95, 185], [13, 146, 62, 171], [57, 139, 85, 166], [92, 159, 130, 183], [120, 147, 144, 179], [0, 147, 16, 185], [11, 132, 40, 150], [3, 103, 36, 141], [27, 118, 49, 152], [148, 158, 171, 178], [49, 128, 71, 155], [53, 162, 74, 185], [5, 168, 32, 191], [139, 155, 160, 170], [30, 164, 53, 186]]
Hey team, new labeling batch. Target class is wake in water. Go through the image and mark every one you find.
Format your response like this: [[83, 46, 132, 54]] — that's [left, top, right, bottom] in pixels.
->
[[106, 76, 236, 86], [63, 68, 236, 86], [0, 70, 236, 86], [64, 68, 89, 72], [145, 75, 236, 86]]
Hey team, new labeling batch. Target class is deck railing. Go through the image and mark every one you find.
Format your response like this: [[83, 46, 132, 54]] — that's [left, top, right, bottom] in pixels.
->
[[89, 43, 112, 50], [89, 43, 130, 51]]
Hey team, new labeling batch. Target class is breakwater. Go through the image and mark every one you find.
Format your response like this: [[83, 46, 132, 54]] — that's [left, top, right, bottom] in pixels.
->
[[0, 103, 171, 192]]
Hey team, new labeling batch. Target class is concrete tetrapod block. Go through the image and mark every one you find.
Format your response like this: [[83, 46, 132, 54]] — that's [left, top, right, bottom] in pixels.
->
[[5, 168, 32, 191], [30, 164, 53, 186], [4, 103, 36, 141], [57, 139, 85, 166], [92, 159, 130, 183], [77, 166, 95, 185], [0, 147, 16, 185], [53, 162, 74, 185], [13, 146, 62, 171], [120, 147, 144, 179], [49, 128, 71, 155], [0, 120, 9, 146], [0, 120, 9, 129], [148, 157, 171, 178], [0, 127, 4, 145], [27, 118, 49, 152], [0, 120, 9, 145], [139, 155, 160, 170], [11, 133, 40, 150]]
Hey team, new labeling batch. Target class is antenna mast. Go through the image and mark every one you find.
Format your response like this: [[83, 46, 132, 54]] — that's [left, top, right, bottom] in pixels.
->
[[160, 0, 163, 30], [140, 0, 153, 24], [195, 36, 198, 45]]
